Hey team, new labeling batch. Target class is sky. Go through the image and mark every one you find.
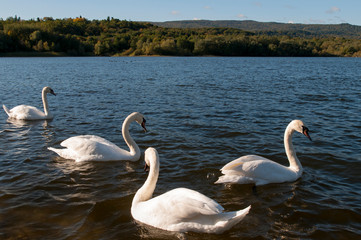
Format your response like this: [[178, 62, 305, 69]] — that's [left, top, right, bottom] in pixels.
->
[[1, 0, 361, 26]]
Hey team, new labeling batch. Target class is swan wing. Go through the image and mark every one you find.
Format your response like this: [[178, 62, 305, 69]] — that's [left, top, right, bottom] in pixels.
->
[[220, 155, 269, 171], [6, 105, 47, 120], [217, 156, 297, 185], [60, 135, 119, 149], [51, 135, 131, 161], [245, 160, 298, 185], [152, 188, 223, 218], [3, 105, 11, 116], [133, 188, 250, 233], [133, 188, 223, 221]]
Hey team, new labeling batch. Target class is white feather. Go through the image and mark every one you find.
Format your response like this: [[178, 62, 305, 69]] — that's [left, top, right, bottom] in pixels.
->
[[215, 120, 311, 186], [3, 86, 56, 120], [131, 148, 251, 234], [48, 112, 146, 162]]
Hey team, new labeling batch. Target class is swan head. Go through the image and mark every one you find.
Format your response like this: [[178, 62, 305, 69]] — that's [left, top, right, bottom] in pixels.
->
[[134, 112, 147, 132], [43, 86, 56, 96], [144, 147, 158, 171], [291, 120, 312, 141]]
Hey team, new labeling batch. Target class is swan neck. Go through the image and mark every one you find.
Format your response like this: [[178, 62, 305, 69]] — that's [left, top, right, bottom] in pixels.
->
[[284, 124, 302, 172], [122, 114, 140, 158], [133, 157, 159, 204], [42, 89, 49, 116]]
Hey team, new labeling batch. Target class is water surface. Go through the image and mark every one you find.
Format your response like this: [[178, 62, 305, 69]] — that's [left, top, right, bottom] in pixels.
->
[[0, 57, 360, 239]]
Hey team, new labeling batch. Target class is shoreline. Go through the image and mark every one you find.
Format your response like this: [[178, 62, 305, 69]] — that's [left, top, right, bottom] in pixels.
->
[[0, 52, 344, 58]]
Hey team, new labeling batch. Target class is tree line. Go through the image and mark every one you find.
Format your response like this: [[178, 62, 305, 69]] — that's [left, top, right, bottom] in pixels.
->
[[1, 16, 361, 57], [154, 20, 361, 39]]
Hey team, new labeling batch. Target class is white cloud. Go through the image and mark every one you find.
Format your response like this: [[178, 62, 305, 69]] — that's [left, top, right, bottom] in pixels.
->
[[204, 6, 212, 10], [326, 6, 341, 14], [288, 20, 294, 24], [171, 10, 179, 15], [237, 14, 248, 19], [253, 2, 262, 7], [193, 18, 201, 20]]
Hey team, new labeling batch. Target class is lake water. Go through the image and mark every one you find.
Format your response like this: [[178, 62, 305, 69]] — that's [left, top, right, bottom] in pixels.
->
[[0, 57, 360, 239]]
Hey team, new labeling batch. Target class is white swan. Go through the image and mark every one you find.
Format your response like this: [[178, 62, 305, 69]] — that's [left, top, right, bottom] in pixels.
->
[[3, 86, 56, 120], [131, 147, 251, 234], [215, 120, 312, 186], [48, 112, 147, 162]]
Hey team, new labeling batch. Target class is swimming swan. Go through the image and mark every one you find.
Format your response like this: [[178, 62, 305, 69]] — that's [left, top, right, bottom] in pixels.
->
[[131, 147, 251, 234], [3, 86, 56, 120], [48, 112, 147, 162], [215, 120, 312, 186]]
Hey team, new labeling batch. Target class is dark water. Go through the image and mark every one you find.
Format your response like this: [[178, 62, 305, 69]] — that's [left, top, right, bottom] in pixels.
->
[[0, 57, 360, 239]]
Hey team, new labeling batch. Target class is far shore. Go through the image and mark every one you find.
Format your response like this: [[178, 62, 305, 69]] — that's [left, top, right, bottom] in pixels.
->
[[0, 52, 345, 58], [0, 52, 69, 57]]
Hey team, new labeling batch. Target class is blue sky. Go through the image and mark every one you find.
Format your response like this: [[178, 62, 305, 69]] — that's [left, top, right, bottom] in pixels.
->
[[1, 0, 361, 25]]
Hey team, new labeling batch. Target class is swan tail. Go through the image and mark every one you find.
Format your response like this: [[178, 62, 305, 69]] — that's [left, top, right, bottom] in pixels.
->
[[215, 173, 251, 185], [48, 147, 84, 162], [48, 147, 60, 154], [48, 147, 68, 159], [222, 205, 251, 229], [3, 105, 10, 116], [211, 205, 251, 234], [234, 205, 251, 220]]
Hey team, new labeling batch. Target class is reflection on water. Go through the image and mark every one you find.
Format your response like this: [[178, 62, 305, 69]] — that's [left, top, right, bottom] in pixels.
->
[[5, 118, 53, 140], [52, 157, 97, 174], [135, 221, 187, 240], [0, 57, 361, 239]]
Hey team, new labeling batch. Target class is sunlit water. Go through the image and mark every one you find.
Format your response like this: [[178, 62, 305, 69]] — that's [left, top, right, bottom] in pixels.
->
[[0, 57, 360, 239]]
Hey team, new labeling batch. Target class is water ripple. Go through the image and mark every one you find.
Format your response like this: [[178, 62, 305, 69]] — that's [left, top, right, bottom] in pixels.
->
[[1, 57, 361, 239]]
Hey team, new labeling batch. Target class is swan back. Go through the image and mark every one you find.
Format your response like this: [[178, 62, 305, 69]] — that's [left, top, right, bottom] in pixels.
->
[[4, 105, 48, 120]]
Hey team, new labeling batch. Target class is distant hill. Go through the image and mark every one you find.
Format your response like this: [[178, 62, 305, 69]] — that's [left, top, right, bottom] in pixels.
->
[[152, 20, 361, 39]]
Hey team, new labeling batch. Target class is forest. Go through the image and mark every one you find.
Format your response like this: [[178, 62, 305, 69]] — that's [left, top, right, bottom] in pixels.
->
[[1, 16, 361, 57], [154, 20, 361, 38]]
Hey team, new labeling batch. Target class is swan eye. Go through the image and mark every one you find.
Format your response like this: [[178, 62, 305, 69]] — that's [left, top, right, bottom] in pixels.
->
[[49, 88, 56, 96], [144, 163, 150, 172], [302, 126, 307, 133], [302, 126, 312, 141], [141, 118, 147, 132]]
